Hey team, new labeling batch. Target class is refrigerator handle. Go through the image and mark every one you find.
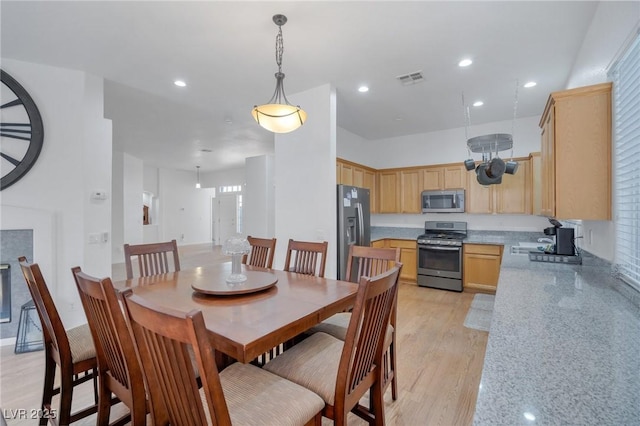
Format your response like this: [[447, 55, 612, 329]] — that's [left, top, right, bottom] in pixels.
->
[[356, 202, 364, 245]]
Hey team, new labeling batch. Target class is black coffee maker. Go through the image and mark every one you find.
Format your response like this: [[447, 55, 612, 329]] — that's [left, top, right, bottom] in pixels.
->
[[543, 219, 575, 256]]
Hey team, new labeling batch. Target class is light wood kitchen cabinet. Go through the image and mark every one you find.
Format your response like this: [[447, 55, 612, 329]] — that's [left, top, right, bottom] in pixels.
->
[[385, 239, 417, 283], [529, 152, 542, 215], [422, 164, 467, 191], [463, 243, 503, 293], [400, 169, 422, 213], [338, 162, 353, 185], [378, 170, 400, 213], [371, 239, 385, 248], [539, 82, 612, 220], [363, 169, 376, 213], [337, 158, 378, 213], [496, 159, 531, 214], [466, 157, 532, 214]]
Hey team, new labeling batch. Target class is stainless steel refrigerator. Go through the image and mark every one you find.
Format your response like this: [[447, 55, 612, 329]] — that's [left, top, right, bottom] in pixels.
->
[[337, 184, 371, 281]]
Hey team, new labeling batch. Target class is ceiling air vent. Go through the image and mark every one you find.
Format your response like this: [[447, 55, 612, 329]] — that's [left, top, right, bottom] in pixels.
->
[[396, 71, 424, 86]]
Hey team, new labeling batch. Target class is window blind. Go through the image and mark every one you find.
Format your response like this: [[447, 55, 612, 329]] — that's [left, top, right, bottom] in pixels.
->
[[611, 33, 640, 291]]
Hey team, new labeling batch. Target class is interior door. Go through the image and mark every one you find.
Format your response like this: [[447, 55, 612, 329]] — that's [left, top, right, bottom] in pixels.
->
[[212, 195, 238, 245]]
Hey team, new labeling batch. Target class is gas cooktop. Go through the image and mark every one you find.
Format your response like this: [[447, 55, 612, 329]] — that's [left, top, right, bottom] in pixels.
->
[[417, 221, 468, 246]]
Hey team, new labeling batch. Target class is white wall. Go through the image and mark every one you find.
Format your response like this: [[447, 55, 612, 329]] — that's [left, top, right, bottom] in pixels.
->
[[111, 151, 124, 261], [563, 2, 639, 262], [361, 116, 541, 170], [566, 2, 640, 89], [200, 167, 245, 190], [158, 168, 216, 245], [274, 84, 337, 277], [244, 155, 275, 238], [0, 59, 111, 327]]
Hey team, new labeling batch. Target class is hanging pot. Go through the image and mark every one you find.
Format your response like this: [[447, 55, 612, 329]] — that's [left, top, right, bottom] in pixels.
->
[[486, 157, 506, 178], [476, 163, 502, 185]]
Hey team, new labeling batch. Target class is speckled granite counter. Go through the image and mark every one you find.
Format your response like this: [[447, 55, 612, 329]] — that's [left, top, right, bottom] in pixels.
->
[[373, 227, 640, 424], [474, 249, 640, 425], [371, 226, 423, 241]]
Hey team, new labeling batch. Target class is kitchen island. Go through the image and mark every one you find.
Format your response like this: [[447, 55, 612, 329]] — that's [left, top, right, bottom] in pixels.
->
[[474, 245, 640, 425]]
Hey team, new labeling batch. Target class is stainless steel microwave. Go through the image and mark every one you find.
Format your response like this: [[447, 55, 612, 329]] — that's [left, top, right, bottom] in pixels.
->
[[421, 189, 465, 213]]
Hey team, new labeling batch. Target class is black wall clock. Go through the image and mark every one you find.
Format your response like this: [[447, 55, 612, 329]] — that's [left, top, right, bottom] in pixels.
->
[[1, 69, 44, 190]]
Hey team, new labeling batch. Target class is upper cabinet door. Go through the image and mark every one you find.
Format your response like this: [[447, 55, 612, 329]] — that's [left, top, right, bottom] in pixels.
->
[[422, 165, 467, 190], [378, 171, 399, 213], [540, 82, 612, 220]]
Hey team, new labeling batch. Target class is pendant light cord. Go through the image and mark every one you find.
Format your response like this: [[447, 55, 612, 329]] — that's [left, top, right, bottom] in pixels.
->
[[275, 25, 284, 74]]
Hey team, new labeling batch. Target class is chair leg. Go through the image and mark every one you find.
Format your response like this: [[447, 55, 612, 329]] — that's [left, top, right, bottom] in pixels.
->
[[390, 339, 398, 401], [40, 357, 56, 426], [371, 381, 386, 426], [96, 374, 111, 426], [58, 370, 74, 426]]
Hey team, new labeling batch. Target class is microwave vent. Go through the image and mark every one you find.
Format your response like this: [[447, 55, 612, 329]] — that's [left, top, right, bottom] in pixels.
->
[[396, 71, 424, 86]]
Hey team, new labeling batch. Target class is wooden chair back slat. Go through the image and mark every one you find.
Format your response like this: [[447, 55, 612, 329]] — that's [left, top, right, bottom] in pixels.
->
[[336, 262, 402, 411], [242, 236, 277, 269], [346, 245, 401, 283], [283, 239, 328, 278], [124, 240, 180, 279], [121, 290, 232, 426], [72, 267, 147, 423]]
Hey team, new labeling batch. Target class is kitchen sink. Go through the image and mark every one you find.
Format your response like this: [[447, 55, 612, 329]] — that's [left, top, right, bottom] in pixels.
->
[[510, 242, 542, 255]]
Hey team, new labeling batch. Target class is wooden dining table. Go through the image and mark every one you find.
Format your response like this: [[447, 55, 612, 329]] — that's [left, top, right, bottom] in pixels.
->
[[112, 263, 358, 363]]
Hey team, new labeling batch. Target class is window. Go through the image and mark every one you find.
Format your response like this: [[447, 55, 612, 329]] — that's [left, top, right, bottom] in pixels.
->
[[237, 195, 243, 234], [219, 185, 242, 193], [611, 33, 640, 291]]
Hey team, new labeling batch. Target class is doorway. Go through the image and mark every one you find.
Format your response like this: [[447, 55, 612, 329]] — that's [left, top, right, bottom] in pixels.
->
[[212, 195, 240, 245]]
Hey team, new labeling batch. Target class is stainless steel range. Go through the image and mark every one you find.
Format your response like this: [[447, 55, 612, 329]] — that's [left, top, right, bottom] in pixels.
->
[[417, 221, 467, 292]]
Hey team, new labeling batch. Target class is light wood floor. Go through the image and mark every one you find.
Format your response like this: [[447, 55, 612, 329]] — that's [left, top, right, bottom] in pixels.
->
[[0, 243, 488, 425]]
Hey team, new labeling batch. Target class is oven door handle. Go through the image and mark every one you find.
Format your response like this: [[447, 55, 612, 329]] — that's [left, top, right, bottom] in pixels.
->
[[419, 246, 460, 251]]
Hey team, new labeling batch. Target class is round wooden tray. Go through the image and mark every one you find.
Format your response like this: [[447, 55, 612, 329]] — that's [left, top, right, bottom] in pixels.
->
[[191, 270, 278, 296]]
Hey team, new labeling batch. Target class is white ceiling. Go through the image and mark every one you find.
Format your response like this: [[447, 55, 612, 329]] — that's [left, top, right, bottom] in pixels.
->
[[1, 1, 600, 172]]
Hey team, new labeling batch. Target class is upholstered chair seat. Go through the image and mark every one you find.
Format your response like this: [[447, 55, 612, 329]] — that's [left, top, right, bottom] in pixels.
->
[[65, 324, 97, 363], [200, 362, 325, 425]]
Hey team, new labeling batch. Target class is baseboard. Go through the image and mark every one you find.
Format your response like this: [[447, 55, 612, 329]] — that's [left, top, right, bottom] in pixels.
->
[[1, 337, 16, 347]]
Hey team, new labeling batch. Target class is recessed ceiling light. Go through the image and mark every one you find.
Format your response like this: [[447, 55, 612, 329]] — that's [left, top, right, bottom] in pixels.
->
[[473, 101, 484, 107], [458, 59, 473, 67], [174, 80, 186, 87], [358, 86, 369, 93], [524, 81, 537, 88]]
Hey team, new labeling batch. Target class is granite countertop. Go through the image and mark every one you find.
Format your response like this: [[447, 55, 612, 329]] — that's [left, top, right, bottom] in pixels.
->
[[372, 227, 640, 424], [474, 249, 640, 425]]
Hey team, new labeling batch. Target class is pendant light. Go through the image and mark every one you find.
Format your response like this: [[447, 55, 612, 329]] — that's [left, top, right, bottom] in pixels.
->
[[252, 14, 307, 133], [195, 166, 201, 189]]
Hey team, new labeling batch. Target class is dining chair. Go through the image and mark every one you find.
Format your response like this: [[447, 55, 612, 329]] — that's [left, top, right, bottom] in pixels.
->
[[310, 245, 402, 401], [71, 267, 148, 426], [264, 263, 402, 426], [119, 289, 325, 426], [18, 257, 100, 425], [283, 239, 328, 277], [242, 235, 277, 269], [123, 239, 180, 279]]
